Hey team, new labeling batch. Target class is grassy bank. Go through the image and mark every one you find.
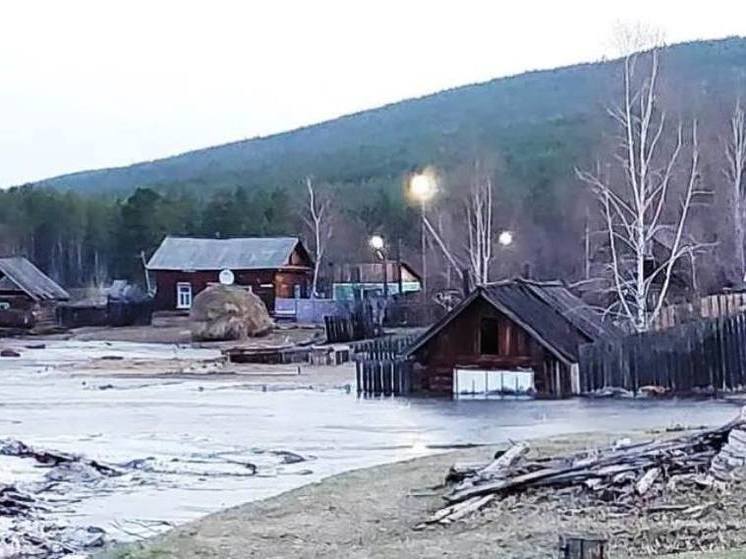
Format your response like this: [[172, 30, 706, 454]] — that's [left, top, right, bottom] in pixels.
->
[[96, 430, 746, 559]]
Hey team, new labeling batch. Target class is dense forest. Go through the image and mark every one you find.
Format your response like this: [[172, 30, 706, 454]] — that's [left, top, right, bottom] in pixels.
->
[[2, 37, 746, 299]]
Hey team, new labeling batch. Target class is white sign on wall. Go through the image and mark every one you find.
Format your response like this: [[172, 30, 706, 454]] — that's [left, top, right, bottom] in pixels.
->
[[219, 269, 235, 285]]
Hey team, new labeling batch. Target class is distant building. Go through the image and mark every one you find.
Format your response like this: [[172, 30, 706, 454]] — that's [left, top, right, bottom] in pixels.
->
[[146, 236, 313, 312], [0, 257, 70, 328], [331, 261, 421, 301], [405, 279, 621, 397]]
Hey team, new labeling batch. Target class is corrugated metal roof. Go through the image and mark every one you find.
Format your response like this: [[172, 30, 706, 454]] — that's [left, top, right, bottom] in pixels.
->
[[0, 257, 70, 301], [407, 279, 620, 364], [146, 236, 307, 271]]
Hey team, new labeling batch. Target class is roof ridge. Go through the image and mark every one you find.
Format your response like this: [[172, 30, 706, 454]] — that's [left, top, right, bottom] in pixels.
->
[[163, 235, 300, 241]]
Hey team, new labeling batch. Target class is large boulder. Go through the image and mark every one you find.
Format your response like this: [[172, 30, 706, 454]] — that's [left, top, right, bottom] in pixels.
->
[[190, 285, 273, 341]]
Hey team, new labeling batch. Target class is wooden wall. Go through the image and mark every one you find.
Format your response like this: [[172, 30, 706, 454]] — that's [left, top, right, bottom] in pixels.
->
[[412, 298, 570, 396], [152, 268, 310, 312], [0, 291, 35, 311]]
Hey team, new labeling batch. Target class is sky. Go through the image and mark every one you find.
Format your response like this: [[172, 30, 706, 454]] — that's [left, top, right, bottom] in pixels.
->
[[1, 0, 745, 188]]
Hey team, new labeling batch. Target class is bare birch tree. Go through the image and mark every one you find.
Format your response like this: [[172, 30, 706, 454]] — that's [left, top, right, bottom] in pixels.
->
[[302, 177, 333, 298], [577, 44, 703, 332], [724, 99, 746, 279], [466, 164, 494, 285], [421, 163, 499, 287]]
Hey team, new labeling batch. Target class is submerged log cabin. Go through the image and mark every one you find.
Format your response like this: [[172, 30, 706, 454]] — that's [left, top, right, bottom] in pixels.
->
[[405, 279, 621, 397], [146, 237, 313, 312], [0, 257, 70, 329]]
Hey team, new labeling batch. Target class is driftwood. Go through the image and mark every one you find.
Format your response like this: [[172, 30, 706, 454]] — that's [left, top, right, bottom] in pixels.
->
[[0, 439, 123, 476], [424, 419, 742, 526]]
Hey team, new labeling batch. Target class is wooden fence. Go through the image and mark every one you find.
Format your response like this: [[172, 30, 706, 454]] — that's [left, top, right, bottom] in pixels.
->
[[651, 292, 746, 331], [353, 334, 420, 396], [579, 312, 746, 394], [356, 359, 414, 396], [324, 313, 380, 343], [351, 334, 420, 360]]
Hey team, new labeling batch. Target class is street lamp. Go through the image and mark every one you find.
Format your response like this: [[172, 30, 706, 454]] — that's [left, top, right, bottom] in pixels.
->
[[409, 173, 436, 203], [498, 230, 514, 247], [369, 234, 385, 252], [369, 234, 388, 297], [408, 170, 437, 298]]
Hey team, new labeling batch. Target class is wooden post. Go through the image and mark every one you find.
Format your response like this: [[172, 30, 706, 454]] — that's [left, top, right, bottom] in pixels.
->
[[355, 361, 363, 396]]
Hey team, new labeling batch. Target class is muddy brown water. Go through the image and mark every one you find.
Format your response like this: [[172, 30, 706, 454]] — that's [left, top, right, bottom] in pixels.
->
[[0, 340, 738, 546]]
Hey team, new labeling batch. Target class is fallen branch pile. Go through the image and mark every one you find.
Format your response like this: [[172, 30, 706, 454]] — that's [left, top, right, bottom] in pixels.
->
[[424, 419, 741, 527]]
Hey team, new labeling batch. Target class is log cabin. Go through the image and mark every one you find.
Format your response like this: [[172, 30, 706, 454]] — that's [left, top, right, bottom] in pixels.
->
[[146, 236, 312, 312], [0, 257, 70, 329], [405, 279, 621, 397]]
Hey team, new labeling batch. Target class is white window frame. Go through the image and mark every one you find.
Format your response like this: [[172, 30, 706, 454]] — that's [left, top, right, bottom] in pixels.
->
[[176, 282, 193, 309]]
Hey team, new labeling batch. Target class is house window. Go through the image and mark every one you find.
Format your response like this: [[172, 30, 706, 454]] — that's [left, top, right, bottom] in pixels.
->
[[0, 301, 10, 311], [480, 318, 500, 355], [176, 282, 193, 309]]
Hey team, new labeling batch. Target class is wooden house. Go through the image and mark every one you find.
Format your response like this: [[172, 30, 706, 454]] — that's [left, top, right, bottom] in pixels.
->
[[405, 279, 621, 397], [0, 257, 70, 328], [331, 261, 421, 300], [146, 237, 312, 312]]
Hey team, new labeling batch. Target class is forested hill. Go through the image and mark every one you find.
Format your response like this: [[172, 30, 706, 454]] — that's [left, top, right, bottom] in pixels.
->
[[29, 37, 746, 196]]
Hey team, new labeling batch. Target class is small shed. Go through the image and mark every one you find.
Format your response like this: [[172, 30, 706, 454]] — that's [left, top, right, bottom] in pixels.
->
[[0, 257, 70, 328], [146, 236, 313, 312], [405, 279, 621, 397]]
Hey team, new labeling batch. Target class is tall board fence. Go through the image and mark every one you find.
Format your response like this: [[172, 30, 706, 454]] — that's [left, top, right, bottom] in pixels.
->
[[650, 292, 746, 331], [355, 359, 414, 396], [579, 312, 746, 394], [354, 334, 419, 396]]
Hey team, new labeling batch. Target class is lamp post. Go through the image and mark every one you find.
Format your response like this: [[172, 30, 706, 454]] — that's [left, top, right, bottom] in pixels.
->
[[369, 234, 388, 298], [408, 171, 436, 298]]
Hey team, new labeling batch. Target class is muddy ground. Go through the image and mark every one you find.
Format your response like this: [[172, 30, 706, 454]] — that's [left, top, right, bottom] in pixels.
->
[[99, 431, 746, 559], [48, 312, 325, 347], [0, 335, 356, 389]]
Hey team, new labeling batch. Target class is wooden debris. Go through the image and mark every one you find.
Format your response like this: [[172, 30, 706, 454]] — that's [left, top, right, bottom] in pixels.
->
[[635, 468, 660, 495], [480, 443, 529, 476], [423, 418, 743, 526], [711, 418, 746, 481]]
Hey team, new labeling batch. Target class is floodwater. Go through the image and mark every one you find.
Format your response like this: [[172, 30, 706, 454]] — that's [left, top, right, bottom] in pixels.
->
[[0, 340, 739, 545]]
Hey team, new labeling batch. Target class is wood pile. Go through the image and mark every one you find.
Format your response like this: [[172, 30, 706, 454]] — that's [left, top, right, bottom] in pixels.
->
[[711, 410, 746, 480], [423, 419, 741, 527]]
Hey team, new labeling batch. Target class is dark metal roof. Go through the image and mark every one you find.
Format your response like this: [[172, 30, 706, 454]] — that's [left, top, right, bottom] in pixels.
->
[[146, 236, 308, 271], [406, 279, 620, 364], [519, 281, 624, 342], [0, 257, 69, 301]]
